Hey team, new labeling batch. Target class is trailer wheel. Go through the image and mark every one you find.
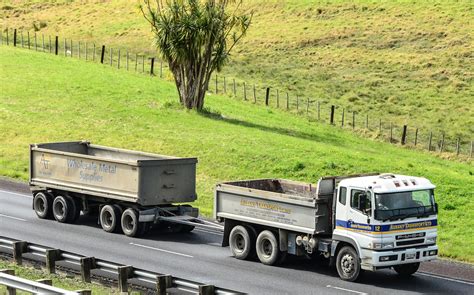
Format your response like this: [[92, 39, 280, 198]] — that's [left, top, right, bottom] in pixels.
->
[[229, 225, 252, 260], [100, 205, 122, 233], [393, 262, 420, 277], [65, 196, 80, 223], [33, 192, 53, 219], [256, 230, 280, 266], [52, 195, 71, 223], [336, 246, 361, 281], [121, 208, 145, 237]]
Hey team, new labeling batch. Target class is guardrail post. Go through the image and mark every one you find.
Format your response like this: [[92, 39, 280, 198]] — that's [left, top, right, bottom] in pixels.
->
[[80, 257, 96, 283], [199, 284, 215, 295], [117, 265, 133, 294], [12, 241, 27, 265], [156, 274, 172, 295], [36, 278, 52, 285], [45, 249, 61, 274], [0, 269, 16, 295], [150, 57, 155, 75]]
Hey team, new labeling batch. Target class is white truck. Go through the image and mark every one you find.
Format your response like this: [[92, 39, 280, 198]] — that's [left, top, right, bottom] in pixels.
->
[[215, 174, 438, 281]]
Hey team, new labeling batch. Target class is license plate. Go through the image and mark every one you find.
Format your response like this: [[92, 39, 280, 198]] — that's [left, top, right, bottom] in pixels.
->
[[406, 253, 416, 259]]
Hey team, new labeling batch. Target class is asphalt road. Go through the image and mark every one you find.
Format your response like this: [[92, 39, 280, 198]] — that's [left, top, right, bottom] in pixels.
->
[[0, 188, 473, 294]]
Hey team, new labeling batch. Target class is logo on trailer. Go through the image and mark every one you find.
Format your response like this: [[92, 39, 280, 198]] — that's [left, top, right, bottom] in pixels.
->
[[40, 154, 50, 170]]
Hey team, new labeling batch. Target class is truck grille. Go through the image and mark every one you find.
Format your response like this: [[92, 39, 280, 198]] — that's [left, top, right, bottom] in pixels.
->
[[396, 238, 424, 246]]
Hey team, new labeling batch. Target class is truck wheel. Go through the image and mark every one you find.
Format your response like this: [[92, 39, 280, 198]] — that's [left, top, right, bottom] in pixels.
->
[[393, 262, 420, 277], [52, 195, 71, 223], [65, 196, 80, 223], [33, 192, 53, 219], [121, 208, 144, 237], [336, 246, 361, 281], [100, 205, 122, 233], [256, 230, 280, 266], [229, 225, 252, 260]]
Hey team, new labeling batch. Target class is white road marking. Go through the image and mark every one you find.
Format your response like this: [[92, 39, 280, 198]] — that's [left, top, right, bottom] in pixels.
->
[[326, 285, 368, 295], [0, 189, 31, 199], [417, 272, 474, 286], [0, 213, 27, 222], [129, 242, 194, 258], [194, 228, 223, 236]]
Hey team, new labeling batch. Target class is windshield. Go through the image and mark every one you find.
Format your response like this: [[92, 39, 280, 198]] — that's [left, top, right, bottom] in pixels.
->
[[374, 189, 436, 221]]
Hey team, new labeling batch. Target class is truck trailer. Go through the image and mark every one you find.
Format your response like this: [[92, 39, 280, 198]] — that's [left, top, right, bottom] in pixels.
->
[[215, 175, 438, 281], [29, 141, 218, 237]]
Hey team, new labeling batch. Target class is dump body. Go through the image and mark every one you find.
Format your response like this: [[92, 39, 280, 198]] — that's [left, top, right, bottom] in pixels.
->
[[30, 141, 197, 206], [215, 179, 333, 235]]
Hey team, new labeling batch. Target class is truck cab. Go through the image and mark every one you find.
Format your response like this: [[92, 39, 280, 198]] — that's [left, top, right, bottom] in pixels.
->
[[333, 174, 438, 281]]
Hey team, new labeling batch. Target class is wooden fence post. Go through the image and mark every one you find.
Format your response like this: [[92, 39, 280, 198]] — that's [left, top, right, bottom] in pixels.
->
[[224, 77, 227, 93], [54, 36, 58, 55], [233, 79, 236, 96], [12, 241, 27, 265], [390, 123, 393, 142], [366, 114, 369, 129], [330, 105, 335, 125], [100, 45, 105, 64], [276, 89, 279, 108], [470, 141, 473, 158], [41, 34, 44, 51], [117, 49, 121, 69], [199, 285, 215, 295], [110, 47, 113, 65], [64, 38, 67, 56], [142, 55, 145, 72], [117, 266, 133, 293], [353, 112, 356, 130], [13, 29, 16, 47], [286, 93, 289, 110], [49, 36, 52, 53], [156, 275, 172, 295], [45, 249, 61, 274], [135, 53, 138, 71], [93, 43, 96, 61], [80, 257, 96, 283], [34, 32, 37, 50], [150, 57, 155, 75], [265, 87, 270, 106], [341, 108, 345, 127], [78, 41, 81, 58], [126, 51, 129, 70], [243, 82, 247, 100], [317, 101, 320, 120], [440, 133, 445, 153], [428, 131, 433, 151], [401, 125, 407, 145], [27, 31, 30, 49], [414, 128, 418, 146], [85, 42, 88, 60], [215, 75, 218, 94], [456, 138, 460, 155]]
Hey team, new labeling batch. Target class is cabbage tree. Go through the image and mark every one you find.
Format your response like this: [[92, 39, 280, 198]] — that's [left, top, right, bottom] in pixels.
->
[[140, 0, 252, 110]]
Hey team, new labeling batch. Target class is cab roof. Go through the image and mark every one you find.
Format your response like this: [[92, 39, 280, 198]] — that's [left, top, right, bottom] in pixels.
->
[[339, 174, 435, 193]]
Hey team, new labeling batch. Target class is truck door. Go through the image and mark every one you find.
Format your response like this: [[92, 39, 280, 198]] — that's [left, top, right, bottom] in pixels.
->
[[346, 189, 372, 237]]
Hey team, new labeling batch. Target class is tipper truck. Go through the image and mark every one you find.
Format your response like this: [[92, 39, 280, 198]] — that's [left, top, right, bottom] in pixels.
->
[[29, 141, 218, 237], [29, 141, 439, 281], [215, 175, 439, 281]]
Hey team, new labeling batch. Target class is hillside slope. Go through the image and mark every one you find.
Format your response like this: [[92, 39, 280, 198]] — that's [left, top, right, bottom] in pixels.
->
[[0, 0, 472, 141], [0, 46, 473, 261]]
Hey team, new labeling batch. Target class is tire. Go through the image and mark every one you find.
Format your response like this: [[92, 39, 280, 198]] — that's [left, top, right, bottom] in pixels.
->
[[121, 208, 145, 237], [393, 262, 420, 277], [100, 204, 122, 233], [229, 225, 252, 260], [65, 195, 81, 223], [336, 246, 361, 282], [33, 192, 53, 219], [256, 230, 280, 266], [52, 195, 72, 223]]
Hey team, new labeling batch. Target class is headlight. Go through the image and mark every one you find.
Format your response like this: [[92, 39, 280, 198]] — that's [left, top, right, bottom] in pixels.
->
[[368, 242, 394, 249], [426, 237, 437, 244]]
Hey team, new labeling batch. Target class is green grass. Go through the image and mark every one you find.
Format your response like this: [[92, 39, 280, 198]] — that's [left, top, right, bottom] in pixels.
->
[[0, 259, 119, 294], [0, 0, 472, 143], [0, 46, 473, 262]]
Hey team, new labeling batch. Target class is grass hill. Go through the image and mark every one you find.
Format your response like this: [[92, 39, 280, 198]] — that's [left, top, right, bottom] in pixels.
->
[[0, 46, 473, 262], [0, 0, 472, 142]]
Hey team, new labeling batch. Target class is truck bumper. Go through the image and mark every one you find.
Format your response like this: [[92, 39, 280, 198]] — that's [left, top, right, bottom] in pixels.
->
[[361, 245, 438, 270]]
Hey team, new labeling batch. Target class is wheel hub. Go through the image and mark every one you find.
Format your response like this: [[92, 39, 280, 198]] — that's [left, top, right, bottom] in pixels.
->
[[341, 254, 354, 274]]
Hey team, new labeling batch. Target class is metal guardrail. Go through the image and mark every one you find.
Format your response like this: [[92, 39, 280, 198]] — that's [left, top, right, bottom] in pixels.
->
[[0, 236, 241, 294], [0, 270, 87, 294]]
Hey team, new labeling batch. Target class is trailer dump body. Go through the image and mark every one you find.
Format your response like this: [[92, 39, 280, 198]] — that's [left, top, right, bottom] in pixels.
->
[[215, 179, 332, 235], [30, 141, 197, 206]]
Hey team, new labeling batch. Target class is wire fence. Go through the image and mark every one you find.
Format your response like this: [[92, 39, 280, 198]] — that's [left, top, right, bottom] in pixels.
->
[[1, 28, 472, 158]]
